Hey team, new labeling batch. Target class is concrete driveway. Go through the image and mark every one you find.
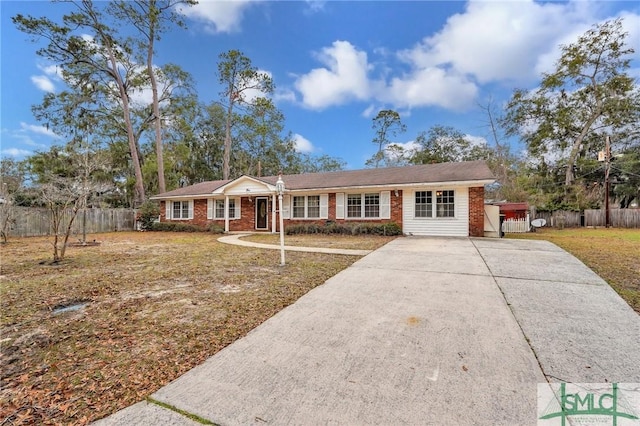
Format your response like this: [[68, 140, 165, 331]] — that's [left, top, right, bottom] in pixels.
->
[[96, 237, 640, 425]]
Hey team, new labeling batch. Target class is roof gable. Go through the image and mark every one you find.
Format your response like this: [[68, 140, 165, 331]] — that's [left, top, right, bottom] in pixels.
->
[[212, 175, 275, 196]]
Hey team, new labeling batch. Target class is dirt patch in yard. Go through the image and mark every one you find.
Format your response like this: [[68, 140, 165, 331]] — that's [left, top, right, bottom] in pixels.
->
[[0, 232, 361, 425]]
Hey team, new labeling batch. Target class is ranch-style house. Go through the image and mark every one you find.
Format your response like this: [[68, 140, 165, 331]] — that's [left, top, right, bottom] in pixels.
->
[[150, 160, 495, 237]]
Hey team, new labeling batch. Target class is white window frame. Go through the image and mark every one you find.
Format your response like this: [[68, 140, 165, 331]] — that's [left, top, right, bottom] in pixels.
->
[[414, 190, 455, 219], [167, 200, 193, 220], [436, 190, 455, 218], [415, 191, 433, 218], [207, 198, 241, 220], [292, 195, 322, 219], [345, 192, 390, 219]]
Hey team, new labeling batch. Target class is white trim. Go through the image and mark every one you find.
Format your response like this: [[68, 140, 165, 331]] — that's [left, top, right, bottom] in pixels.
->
[[213, 198, 240, 220], [345, 192, 383, 220], [291, 194, 324, 220], [320, 194, 329, 219], [255, 197, 269, 230], [336, 193, 345, 219], [282, 194, 291, 219], [211, 175, 275, 196], [380, 191, 391, 219], [149, 180, 493, 201], [271, 194, 277, 232], [207, 199, 213, 220], [234, 199, 241, 219], [224, 195, 230, 233], [167, 200, 192, 220]]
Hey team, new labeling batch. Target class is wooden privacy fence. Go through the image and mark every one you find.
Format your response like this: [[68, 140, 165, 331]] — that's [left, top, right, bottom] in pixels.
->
[[4, 207, 136, 238], [533, 209, 640, 229]]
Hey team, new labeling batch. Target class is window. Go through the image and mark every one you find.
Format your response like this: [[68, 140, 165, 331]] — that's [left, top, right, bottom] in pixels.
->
[[292, 195, 321, 219], [414, 190, 455, 218], [436, 190, 455, 217], [307, 196, 320, 218], [215, 200, 225, 218], [415, 191, 432, 218], [347, 193, 380, 219], [364, 193, 379, 218], [172, 201, 190, 219], [214, 199, 236, 219], [347, 194, 362, 218], [293, 196, 305, 218]]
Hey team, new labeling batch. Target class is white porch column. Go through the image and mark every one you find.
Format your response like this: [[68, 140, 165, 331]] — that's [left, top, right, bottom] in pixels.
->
[[271, 193, 277, 233], [224, 195, 230, 233]]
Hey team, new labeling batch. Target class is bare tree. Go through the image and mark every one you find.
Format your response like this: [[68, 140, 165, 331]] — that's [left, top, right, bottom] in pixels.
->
[[0, 183, 16, 244], [39, 151, 108, 263]]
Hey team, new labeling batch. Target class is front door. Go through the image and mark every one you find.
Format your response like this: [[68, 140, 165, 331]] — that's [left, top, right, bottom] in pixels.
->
[[255, 197, 268, 230]]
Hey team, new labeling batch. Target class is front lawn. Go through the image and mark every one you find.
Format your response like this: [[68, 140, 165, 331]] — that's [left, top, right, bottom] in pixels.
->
[[0, 232, 385, 425]]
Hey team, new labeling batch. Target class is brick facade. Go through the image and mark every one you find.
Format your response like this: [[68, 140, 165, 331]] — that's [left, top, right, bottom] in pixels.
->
[[161, 190, 404, 232], [468, 186, 485, 237]]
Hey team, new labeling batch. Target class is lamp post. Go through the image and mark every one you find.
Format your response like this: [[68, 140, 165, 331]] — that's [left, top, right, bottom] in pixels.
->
[[275, 174, 286, 266]]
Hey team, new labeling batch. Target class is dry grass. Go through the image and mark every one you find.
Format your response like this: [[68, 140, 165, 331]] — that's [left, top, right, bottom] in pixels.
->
[[0, 231, 388, 425], [508, 228, 640, 313], [240, 233, 396, 250]]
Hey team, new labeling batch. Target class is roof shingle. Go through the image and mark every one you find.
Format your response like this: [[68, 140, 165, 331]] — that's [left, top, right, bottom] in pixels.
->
[[151, 160, 494, 199]]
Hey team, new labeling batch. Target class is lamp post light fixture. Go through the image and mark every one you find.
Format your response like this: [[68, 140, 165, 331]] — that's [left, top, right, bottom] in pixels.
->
[[275, 174, 286, 266]]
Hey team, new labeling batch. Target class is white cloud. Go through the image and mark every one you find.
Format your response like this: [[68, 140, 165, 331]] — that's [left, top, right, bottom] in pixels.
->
[[179, 1, 255, 33], [274, 88, 297, 103], [31, 75, 55, 93], [243, 69, 273, 104], [400, 0, 599, 84], [38, 64, 62, 79], [304, 0, 326, 14], [361, 104, 378, 118], [20, 122, 59, 139], [465, 135, 489, 148], [383, 68, 478, 111], [290, 3, 639, 113], [292, 133, 314, 153], [1, 148, 32, 158], [295, 41, 371, 110], [389, 140, 420, 152]]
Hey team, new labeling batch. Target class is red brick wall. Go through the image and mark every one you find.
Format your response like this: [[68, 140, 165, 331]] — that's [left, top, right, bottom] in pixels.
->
[[468, 187, 485, 237], [285, 190, 403, 229], [161, 190, 404, 232]]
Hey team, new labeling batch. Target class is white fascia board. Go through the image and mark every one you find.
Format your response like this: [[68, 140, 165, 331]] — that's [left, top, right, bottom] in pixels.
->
[[150, 194, 214, 200]]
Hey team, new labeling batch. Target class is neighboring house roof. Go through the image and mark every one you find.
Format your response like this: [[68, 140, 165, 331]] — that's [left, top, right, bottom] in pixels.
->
[[493, 202, 529, 212], [151, 160, 494, 199]]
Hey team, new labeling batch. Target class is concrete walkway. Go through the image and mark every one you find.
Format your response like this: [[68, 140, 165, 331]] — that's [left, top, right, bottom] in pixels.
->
[[95, 237, 640, 425], [217, 233, 372, 256]]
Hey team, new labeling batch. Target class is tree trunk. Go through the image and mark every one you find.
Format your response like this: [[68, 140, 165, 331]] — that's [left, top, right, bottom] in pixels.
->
[[147, 4, 166, 194], [223, 99, 234, 180], [106, 48, 146, 206], [565, 112, 600, 186]]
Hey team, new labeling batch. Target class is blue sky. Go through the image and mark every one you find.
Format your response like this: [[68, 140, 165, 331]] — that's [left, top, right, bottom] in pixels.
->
[[1, 0, 639, 169]]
